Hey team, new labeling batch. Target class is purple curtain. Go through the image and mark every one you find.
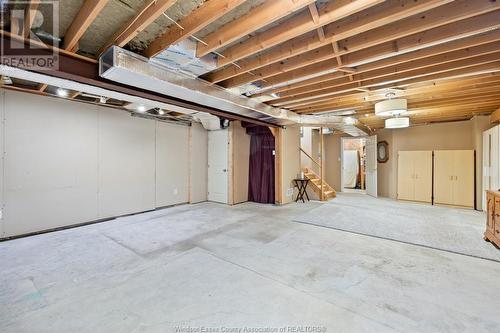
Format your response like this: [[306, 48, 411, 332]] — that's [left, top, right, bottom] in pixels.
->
[[246, 126, 275, 204]]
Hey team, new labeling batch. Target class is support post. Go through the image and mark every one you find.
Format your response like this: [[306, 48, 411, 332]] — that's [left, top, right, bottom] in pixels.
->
[[320, 126, 324, 201]]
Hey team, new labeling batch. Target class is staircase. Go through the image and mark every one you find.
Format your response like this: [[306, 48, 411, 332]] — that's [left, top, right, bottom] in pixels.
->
[[303, 167, 336, 201]]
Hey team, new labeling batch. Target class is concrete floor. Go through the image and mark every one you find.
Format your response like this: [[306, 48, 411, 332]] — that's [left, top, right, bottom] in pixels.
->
[[1, 198, 500, 332]]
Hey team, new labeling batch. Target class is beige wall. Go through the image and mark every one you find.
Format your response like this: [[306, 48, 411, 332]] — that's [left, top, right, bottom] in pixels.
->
[[471, 116, 494, 209], [0, 90, 208, 238], [232, 121, 250, 204], [281, 125, 301, 204], [324, 134, 343, 192], [190, 122, 208, 204], [377, 120, 477, 201]]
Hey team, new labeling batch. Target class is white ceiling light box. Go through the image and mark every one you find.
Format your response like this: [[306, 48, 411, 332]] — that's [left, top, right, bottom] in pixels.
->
[[375, 98, 408, 116]]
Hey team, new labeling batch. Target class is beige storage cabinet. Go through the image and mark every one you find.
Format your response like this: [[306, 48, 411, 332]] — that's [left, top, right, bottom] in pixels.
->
[[397, 151, 433, 203], [433, 150, 474, 208]]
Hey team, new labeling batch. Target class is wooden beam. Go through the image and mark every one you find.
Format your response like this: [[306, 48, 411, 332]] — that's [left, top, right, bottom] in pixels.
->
[[63, 0, 109, 51], [215, 0, 383, 67], [196, 0, 315, 58], [23, 1, 40, 38], [218, 1, 500, 88], [99, 0, 177, 55], [144, 0, 247, 58], [38, 83, 48, 92], [204, 0, 452, 83]]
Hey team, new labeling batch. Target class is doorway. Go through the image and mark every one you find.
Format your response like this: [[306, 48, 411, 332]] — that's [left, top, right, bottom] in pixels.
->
[[341, 137, 366, 193]]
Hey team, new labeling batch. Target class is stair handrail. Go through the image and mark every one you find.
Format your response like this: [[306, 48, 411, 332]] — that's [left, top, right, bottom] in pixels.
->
[[299, 147, 321, 167]]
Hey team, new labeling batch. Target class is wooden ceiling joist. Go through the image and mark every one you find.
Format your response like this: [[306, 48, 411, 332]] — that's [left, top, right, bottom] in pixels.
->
[[99, 0, 177, 55], [204, 0, 451, 84], [214, 0, 383, 68], [63, 0, 110, 51], [195, 0, 316, 58], [255, 30, 500, 97], [245, 11, 500, 92], [144, 0, 248, 58], [23, 1, 40, 38], [297, 85, 500, 113], [282, 61, 500, 109], [269, 41, 500, 100], [292, 74, 500, 112], [221, 2, 500, 89]]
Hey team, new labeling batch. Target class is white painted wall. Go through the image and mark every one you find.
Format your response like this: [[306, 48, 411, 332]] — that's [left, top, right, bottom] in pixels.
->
[[0, 90, 208, 238]]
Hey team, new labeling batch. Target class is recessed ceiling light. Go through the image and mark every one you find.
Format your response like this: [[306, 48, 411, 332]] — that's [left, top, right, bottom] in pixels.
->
[[56, 88, 68, 97], [158, 109, 165, 115], [99, 96, 108, 104], [137, 105, 147, 113]]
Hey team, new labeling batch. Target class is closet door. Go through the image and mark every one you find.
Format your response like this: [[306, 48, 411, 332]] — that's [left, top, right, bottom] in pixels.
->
[[413, 151, 433, 203], [434, 150, 454, 205], [453, 150, 474, 207], [397, 151, 414, 201]]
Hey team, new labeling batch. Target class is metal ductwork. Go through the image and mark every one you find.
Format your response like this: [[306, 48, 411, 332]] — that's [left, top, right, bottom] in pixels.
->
[[100, 46, 292, 126], [98, 47, 367, 135]]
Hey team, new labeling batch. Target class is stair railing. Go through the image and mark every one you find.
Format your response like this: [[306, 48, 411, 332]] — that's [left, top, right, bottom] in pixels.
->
[[300, 147, 325, 201]]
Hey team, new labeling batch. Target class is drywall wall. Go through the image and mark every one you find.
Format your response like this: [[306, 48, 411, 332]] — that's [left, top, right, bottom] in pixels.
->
[[471, 115, 493, 210], [232, 121, 250, 204], [377, 120, 475, 200], [2, 90, 100, 237], [324, 134, 343, 192], [98, 108, 156, 218], [190, 122, 208, 204], [156, 121, 190, 207], [280, 125, 301, 204], [0, 90, 205, 237]]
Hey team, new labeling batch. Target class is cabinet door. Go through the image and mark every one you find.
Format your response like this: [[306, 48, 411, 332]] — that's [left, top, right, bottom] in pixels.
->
[[434, 150, 454, 205], [413, 151, 433, 203], [397, 151, 415, 201], [453, 150, 474, 208]]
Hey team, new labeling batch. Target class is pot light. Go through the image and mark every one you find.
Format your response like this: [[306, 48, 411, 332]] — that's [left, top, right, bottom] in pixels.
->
[[158, 109, 165, 115], [385, 117, 409, 129], [56, 88, 68, 97], [137, 105, 147, 113]]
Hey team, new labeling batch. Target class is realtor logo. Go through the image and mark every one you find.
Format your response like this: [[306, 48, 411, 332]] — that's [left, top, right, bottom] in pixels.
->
[[0, 0, 59, 70]]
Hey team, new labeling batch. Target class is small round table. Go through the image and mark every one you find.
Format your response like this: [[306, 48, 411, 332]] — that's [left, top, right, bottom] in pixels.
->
[[293, 178, 310, 203]]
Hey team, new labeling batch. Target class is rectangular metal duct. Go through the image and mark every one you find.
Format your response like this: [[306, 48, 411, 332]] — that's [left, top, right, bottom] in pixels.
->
[[99, 47, 293, 126]]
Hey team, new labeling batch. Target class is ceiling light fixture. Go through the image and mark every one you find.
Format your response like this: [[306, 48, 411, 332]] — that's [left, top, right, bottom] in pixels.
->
[[375, 93, 407, 116], [158, 109, 165, 115], [137, 105, 147, 113], [385, 117, 410, 129], [99, 96, 108, 104], [56, 88, 69, 97]]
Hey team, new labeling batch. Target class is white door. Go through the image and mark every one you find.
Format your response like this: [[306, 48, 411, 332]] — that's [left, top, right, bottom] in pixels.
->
[[208, 129, 229, 203], [365, 135, 378, 197]]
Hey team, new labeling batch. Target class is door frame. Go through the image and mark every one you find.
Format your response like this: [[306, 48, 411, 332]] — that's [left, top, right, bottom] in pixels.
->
[[340, 136, 367, 193]]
